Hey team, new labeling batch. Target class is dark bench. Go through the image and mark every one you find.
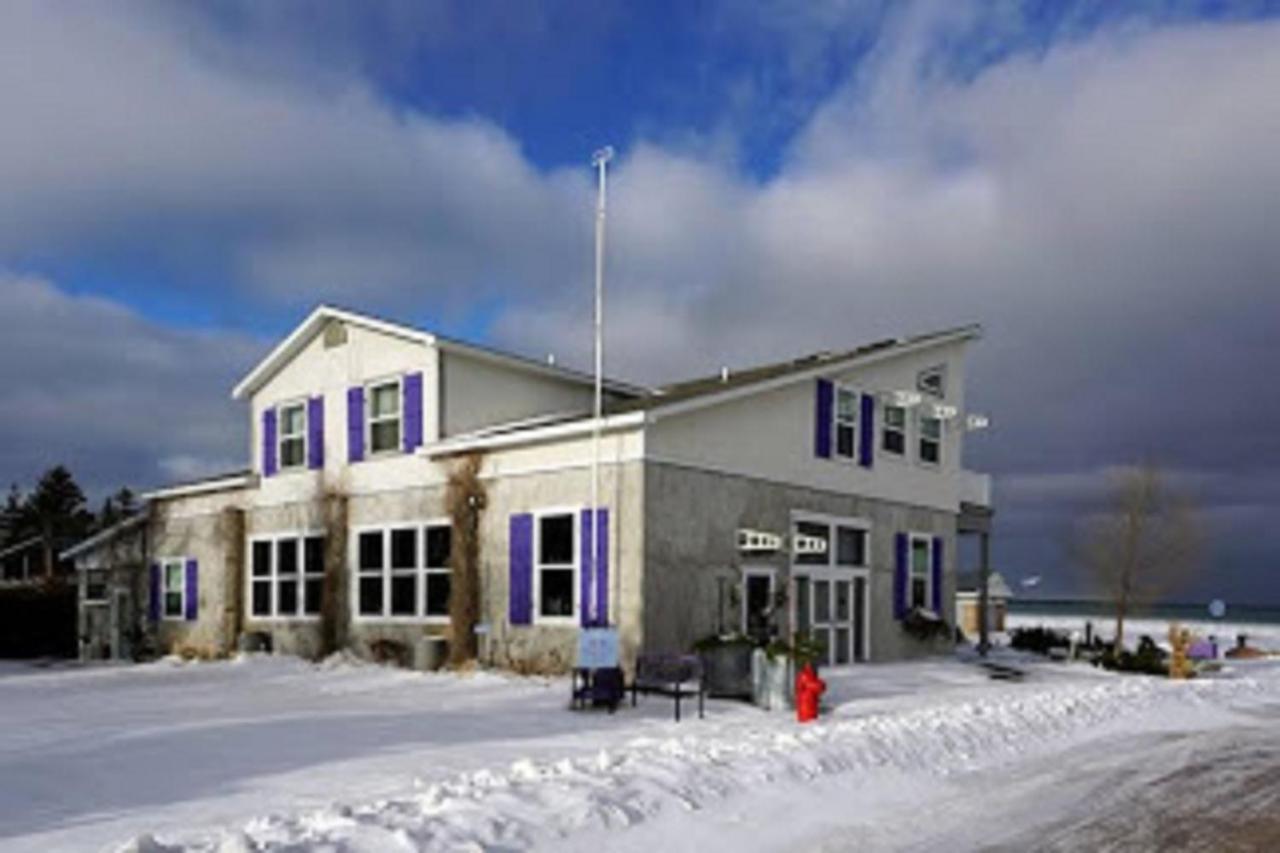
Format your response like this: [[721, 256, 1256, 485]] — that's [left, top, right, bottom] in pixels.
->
[[630, 653, 705, 721]]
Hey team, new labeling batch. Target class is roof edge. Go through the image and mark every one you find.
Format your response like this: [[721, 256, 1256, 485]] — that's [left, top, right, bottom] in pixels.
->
[[647, 324, 981, 422]]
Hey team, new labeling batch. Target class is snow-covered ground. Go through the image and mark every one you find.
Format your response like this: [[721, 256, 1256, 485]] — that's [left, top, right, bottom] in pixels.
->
[[1, 650, 1277, 852]]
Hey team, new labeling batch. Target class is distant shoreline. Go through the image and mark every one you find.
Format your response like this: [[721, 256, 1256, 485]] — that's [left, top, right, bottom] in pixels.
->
[[1008, 598, 1280, 626]]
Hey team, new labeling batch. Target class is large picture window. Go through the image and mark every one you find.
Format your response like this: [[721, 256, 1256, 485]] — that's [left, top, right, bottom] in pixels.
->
[[278, 401, 306, 470], [367, 380, 401, 455], [356, 523, 452, 620], [536, 512, 575, 620], [249, 533, 325, 619]]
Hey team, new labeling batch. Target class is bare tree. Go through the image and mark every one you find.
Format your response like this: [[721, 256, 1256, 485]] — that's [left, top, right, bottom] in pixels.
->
[[1073, 464, 1204, 652]]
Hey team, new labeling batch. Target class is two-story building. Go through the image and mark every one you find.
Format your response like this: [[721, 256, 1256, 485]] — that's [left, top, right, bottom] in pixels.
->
[[65, 305, 993, 671]]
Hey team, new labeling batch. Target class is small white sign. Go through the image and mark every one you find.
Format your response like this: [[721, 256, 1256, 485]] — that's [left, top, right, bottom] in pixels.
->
[[473, 622, 491, 636], [578, 627, 620, 669]]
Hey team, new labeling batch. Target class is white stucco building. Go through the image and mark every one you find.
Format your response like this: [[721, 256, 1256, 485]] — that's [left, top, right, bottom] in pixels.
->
[[66, 305, 993, 672]]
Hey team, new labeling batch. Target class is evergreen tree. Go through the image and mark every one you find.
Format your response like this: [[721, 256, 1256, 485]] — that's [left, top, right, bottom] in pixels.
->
[[24, 466, 91, 577], [0, 484, 27, 549], [95, 486, 139, 532]]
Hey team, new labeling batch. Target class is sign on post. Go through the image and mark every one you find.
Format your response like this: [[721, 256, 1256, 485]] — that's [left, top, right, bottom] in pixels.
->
[[577, 627, 620, 669]]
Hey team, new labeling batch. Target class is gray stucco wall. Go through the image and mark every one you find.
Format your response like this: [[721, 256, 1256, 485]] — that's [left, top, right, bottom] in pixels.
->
[[642, 461, 956, 663], [231, 459, 645, 673]]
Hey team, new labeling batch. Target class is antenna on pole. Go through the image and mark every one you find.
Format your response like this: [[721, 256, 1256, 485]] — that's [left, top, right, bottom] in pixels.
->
[[590, 145, 613, 627]]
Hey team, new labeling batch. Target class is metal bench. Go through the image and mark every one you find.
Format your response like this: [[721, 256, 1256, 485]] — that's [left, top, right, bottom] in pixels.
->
[[630, 653, 705, 721]]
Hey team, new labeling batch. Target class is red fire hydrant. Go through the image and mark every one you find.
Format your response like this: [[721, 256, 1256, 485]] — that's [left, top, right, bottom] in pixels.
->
[[795, 663, 826, 723]]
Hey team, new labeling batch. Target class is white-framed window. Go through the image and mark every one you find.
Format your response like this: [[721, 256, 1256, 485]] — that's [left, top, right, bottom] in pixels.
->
[[834, 385, 858, 459], [909, 534, 932, 610], [278, 401, 307, 470], [535, 510, 577, 622], [84, 569, 108, 603], [367, 379, 402, 455], [354, 522, 452, 620], [882, 404, 907, 456], [249, 533, 325, 619], [790, 511, 872, 666], [160, 557, 186, 620], [918, 414, 942, 466]]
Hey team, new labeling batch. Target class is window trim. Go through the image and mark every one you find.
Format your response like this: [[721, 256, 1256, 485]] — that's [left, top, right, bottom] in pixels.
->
[[245, 530, 326, 622], [275, 398, 308, 472], [533, 506, 580, 626], [349, 519, 452, 624], [790, 510, 871, 569], [365, 376, 404, 458], [906, 532, 934, 613], [917, 412, 943, 468], [83, 569, 109, 605], [158, 556, 187, 622], [789, 510, 873, 665], [881, 402, 909, 459], [832, 383, 859, 462]]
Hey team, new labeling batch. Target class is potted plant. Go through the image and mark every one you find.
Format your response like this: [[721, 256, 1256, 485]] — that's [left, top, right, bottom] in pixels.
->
[[750, 633, 825, 710], [694, 633, 757, 698], [902, 607, 950, 643]]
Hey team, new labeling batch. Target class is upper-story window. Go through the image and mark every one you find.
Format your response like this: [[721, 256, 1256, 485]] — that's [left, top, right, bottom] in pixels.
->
[[834, 386, 858, 460], [278, 402, 307, 470], [919, 414, 942, 465], [368, 379, 402, 454], [882, 404, 907, 456]]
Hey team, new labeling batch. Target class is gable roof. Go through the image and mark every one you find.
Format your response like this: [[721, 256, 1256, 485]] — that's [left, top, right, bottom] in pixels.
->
[[616, 324, 981, 418], [60, 513, 148, 563], [232, 305, 651, 401]]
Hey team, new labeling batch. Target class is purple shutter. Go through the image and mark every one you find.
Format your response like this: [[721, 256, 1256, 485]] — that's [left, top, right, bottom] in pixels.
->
[[595, 508, 609, 627], [347, 386, 364, 463], [307, 396, 324, 470], [262, 409, 277, 477], [580, 509, 594, 627], [184, 559, 198, 621], [403, 372, 424, 452], [148, 563, 160, 622], [931, 536, 944, 614], [509, 513, 533, 625], [814, 379, 833, 459], [858, 393, 875, 468], [893, 533, 908, 620]]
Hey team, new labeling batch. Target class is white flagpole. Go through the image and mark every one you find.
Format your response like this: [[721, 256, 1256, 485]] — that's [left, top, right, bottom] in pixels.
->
[[590, 145, 612, 627]]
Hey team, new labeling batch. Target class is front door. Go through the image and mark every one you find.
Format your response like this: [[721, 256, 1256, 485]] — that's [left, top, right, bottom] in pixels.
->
[[795, 573, 868, 666], [742, 570, 774, 643], [110, 588, 131, 661]]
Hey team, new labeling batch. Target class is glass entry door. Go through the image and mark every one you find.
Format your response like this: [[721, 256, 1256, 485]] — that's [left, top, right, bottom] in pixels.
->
[[795, 573, 868, 666]]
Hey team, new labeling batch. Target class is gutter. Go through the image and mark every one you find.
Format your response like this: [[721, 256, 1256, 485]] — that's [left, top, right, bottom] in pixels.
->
[[141, 472, 257, 502]]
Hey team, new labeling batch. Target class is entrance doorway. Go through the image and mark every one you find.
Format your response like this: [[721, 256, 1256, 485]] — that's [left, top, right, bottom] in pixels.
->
[[741, 567, 775, 644], [794, 572, 869, 666]]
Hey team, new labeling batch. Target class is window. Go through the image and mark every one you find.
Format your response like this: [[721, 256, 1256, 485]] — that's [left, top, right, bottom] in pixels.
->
[[909, 535, 931, 610], [84, 570, 108, 603], [160, 558, 185, 619], [793, 520, 831, 566], [367, 380, 401, 454], [536, 512, 575, 619], [919, 415, 942, 465], [882, 404, 906, 456], [834, 386, 858, 459], [355, 523, 452, 619], [249, 534, 325, 619], [278, 402, 306, 470], [836, 526, 867, 567]]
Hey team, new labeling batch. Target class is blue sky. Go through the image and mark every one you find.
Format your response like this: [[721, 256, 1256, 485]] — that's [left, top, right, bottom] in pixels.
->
[[1, 0, 1279, 603]]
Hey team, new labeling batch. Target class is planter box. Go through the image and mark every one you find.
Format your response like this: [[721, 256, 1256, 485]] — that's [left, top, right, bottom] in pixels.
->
[[699, 642, 755, 698], [751, 648, 792, 711]]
